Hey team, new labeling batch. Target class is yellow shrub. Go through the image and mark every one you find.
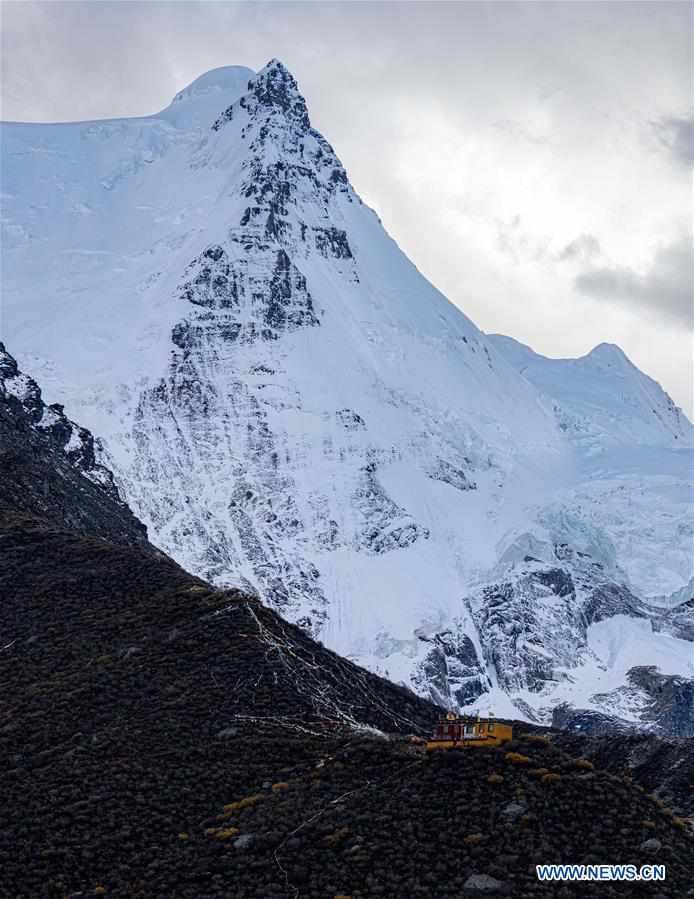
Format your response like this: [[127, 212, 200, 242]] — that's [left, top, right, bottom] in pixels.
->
[[505, 752, 530, 765], [574, 759, 594, 770], [272, 782, 290, 792], [641, 820, 656, 829], [222, 794, 262, 814], [178, 832, 189, 841], [323, 827, 350, 847], [463, 833, 484, 845], [529, 767, 549, 778], [94, 889, 107, 896], [487, 773, 504, 784], [541, 772, 561, 784], [206, 826, 240, 840]]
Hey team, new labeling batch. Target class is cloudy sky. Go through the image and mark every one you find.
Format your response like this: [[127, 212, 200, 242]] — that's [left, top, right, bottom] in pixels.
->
[[2, 0, 692, 414]]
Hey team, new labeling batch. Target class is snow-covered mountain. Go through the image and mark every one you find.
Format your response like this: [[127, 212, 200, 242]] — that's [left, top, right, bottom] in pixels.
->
[[2, 60, 692, 730], [488, 335, 691, 454]]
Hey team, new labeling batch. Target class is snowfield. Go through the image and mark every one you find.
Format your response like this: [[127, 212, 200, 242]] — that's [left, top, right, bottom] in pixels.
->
[[2, 60, 692, 729]]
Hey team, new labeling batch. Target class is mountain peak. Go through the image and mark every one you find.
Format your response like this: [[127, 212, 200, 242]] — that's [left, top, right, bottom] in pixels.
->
[[212, 57, 310, 133], [586, 342, 629, 365], [248, 57, 309, 124], [490, 334, 693, 448], [261, 57, 292, 75]]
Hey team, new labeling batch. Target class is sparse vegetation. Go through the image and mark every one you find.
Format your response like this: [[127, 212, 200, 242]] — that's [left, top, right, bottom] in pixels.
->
[[222, 794, 264, 815], [463, 832, 485, 845], [505, 751, 531, 765], [208, 826, 240, 840], [324, 827, 351, 847], [542, 772, 562, 784]]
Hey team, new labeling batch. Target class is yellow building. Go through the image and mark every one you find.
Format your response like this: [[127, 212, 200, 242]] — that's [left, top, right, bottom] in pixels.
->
[[426, 712, 513, 751]]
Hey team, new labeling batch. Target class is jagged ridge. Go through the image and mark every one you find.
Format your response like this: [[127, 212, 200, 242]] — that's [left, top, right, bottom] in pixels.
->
[[0, 343, 146, 544]]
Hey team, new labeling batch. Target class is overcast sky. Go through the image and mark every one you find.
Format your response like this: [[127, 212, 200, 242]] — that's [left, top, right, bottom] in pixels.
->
[[2, 0, 692, 414]]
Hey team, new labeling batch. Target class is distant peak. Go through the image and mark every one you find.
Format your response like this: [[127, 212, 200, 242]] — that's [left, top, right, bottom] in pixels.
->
[[586, 342, 629, 365]]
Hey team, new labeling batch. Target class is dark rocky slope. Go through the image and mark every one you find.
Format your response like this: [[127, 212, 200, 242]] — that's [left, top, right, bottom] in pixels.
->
[[551, 729, 694, 818], [0, 513, 438, 898], [0, 343, 146, 545]]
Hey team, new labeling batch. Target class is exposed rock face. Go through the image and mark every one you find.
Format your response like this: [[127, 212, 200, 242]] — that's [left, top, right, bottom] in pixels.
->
[[659, 595, 694, 642], [625, 667, 694, 737], [0, 343, 146, 544], [413, 628, 490, 708], [552, 664, 694, 739], [551, 704, 641, 735], [130, 229, 329, 629], [456, 520, 693, 727], [466, 557, 646, 697]]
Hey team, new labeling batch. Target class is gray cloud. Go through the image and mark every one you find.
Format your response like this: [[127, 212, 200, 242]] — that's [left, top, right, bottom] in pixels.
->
[[558, 234, 601, 263], [576, 236, 693, 327], [652, 115, 694, 166]]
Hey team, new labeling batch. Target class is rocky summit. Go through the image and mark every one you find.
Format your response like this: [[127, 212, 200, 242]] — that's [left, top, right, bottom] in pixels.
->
[[2, 59, 693, 725]]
